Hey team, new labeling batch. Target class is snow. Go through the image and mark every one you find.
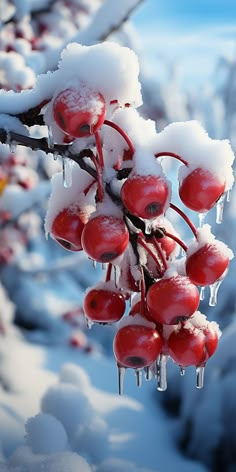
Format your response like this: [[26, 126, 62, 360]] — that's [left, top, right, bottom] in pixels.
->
[[44, 165, 95, 235], [0, 337, 208, 472], [187, 223, 234, 260]]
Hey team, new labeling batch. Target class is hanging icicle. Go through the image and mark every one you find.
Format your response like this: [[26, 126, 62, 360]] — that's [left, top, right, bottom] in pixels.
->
[[200, 286, 205, 301], [118, 366, 126, 395], [196, 365, 205, 389], [209, 278, 224, 306], [156, 354, 168, 391], [62, 156, 73, 188], [216, 192, 226, 224], [198, 212, 207, 228], [135, 369, 142, 388]]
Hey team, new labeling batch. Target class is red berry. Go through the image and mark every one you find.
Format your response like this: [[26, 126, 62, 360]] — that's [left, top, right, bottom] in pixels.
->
[[179, 167, 225, 212], [53, 86, 106, 138], [167, 318, 219, 367], [83, 283, 126, 324], [147, 275, 200, 325], [121, 174, 170, 219], [81, 215, 129, 263], [51, 207, 89, 251], [152, 217, 179, 259], [113, 323, 162, 368], [186, 243, 230, 286]]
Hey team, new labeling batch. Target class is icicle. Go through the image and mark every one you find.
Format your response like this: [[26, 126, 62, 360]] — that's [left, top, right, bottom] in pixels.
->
[[227, 188, 232, 202], [92, 260, 97, 269], [200, 286, 205, 301], [196, 365, 205, 389], [53, 152, 59, 161], [180, 366, 185, 376], [198, 212, 207, 228], [209, 278, 224, 306], [156, 354, 168, 391], [6, 132, 16, 153], [102, 263, 107, 270], [144, 366, 152, 381], [47, 125, 54, 149], [62, 157, 73, 188], [216, 192, 226, 224], [85, 317, 93, 329], [135, 369, 142, 388], [144, 219, 153, 235], [118, 366, 126, 395]]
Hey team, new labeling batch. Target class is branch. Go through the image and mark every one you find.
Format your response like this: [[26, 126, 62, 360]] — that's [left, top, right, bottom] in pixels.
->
[[0, 128, 97, 179]]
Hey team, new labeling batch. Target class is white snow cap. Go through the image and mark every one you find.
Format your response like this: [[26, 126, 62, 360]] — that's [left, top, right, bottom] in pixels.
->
[[187, 224, 234, 260], [56, 41, 142, 108], [0, 41, 142, 115], [118, 313, 156, 330], [154, 120, 235, 190], [181, 311, 222, 339]]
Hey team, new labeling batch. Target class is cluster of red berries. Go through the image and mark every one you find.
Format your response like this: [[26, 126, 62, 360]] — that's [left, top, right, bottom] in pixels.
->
[[46, 81, 233, 393]]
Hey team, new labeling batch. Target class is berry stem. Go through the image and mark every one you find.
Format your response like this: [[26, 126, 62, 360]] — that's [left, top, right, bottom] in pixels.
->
[[83, 179, 97, 196], [104, 119, 135, 156], [151, 237, 168, 272], [95, 130, 104, 169], [169, 203, 197, 238], [137, 233, 165, 277], [163, 231, 188, 252], [155, 151, 188, 166], [105, 262, 113, 282]]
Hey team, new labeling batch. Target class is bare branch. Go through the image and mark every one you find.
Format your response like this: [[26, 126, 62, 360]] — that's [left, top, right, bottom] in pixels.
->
[[0, 128, 97, 179]]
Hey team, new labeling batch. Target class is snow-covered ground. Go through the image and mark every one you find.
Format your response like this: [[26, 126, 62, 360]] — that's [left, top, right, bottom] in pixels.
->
[[0, 329, 209, 472]]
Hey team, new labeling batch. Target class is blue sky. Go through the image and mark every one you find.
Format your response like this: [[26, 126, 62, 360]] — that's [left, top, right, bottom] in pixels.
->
[[131, 0, 236, 90], [133, 0, 236, 31]]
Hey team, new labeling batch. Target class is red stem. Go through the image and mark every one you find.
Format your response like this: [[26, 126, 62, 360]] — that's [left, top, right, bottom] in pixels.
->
[[137, 233, 165, 276], [83, 179, 96, 196], [104, 119, 135, 156], [163, 231, 188, 252], [151, 237, 168, 272], [155, 151, 188, 166], [169, 203, 197, 238], [95, 130, 104, 169], [105, 263, 112, 282]]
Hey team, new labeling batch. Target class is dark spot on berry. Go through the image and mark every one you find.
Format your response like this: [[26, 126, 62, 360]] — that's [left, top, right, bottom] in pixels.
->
[[56, 238, 78, 251], [146, 202, 161, 216], [90, 299, 97, 309], [126, 356, 146, 367], [79, 124, 91, 134], [100, 252, 118, 262]]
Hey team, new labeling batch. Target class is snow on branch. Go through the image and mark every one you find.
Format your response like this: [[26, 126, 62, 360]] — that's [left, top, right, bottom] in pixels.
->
[[44, 0, 145, 69]]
